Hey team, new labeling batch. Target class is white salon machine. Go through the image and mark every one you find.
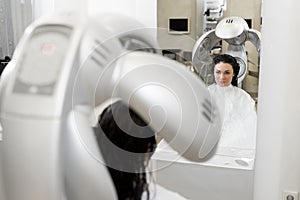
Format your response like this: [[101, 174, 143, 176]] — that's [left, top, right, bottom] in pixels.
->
[[0, 14, 222, 200], [192, 16, 261, 85]]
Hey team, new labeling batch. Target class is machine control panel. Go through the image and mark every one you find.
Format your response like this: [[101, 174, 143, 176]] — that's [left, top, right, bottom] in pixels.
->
[[13, 25, 72, 95]]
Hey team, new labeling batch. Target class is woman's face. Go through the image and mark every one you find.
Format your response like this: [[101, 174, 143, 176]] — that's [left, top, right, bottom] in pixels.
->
[[214, 62, 235, 87]]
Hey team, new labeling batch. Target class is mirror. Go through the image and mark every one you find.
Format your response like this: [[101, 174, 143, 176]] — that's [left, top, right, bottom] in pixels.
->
[[154, 1, 262, 199]]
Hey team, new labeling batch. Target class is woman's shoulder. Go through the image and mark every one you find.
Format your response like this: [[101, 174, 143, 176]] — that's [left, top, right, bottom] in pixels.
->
[[233, 86, 255, 104], [234, 87, 251, 96], [207, 83, 217, 92]]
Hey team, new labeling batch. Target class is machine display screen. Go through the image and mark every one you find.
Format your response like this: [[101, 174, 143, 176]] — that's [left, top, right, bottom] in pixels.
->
[[168, 18, 189, 34], [14, 25, 72, 95]]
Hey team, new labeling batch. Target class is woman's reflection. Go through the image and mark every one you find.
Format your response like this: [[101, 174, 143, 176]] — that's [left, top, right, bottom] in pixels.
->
[[208, 54, 257, 149]]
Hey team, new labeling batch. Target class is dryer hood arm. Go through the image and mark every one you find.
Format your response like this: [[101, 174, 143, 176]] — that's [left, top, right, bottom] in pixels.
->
[[87, 51, 223, 161]]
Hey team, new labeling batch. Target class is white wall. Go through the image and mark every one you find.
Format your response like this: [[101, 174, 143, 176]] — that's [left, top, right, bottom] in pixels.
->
[[33, 0, 54, 19], [34, 0, 156, 28], [135, 0, 157, 28], [254, 0, 300, 199], [34, 0, 87, 19], [53, 0, 87, 15], [88, 0, 156, 28], [88, 0, 136, 18]]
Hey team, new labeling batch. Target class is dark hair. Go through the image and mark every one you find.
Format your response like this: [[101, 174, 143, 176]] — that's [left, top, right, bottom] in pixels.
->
[[94, 101, 156, 200], [213, 54, 240, 86]]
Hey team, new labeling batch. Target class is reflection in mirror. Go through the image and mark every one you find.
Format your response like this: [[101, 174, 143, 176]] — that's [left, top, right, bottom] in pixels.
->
[[192, 17, 261, 104], [193, 0, 262, 152], [192, 15, 261, 153], [153, 2, 261, 199], [156, 0, 262, 151]]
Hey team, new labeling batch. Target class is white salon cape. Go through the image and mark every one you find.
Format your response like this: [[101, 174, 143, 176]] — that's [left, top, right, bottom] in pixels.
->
[[208, 84, 257, 150]]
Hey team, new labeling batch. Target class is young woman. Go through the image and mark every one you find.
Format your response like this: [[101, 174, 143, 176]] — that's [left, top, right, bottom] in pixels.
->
[[208, 54, 257, 149], [94, 101, 156, 200]]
